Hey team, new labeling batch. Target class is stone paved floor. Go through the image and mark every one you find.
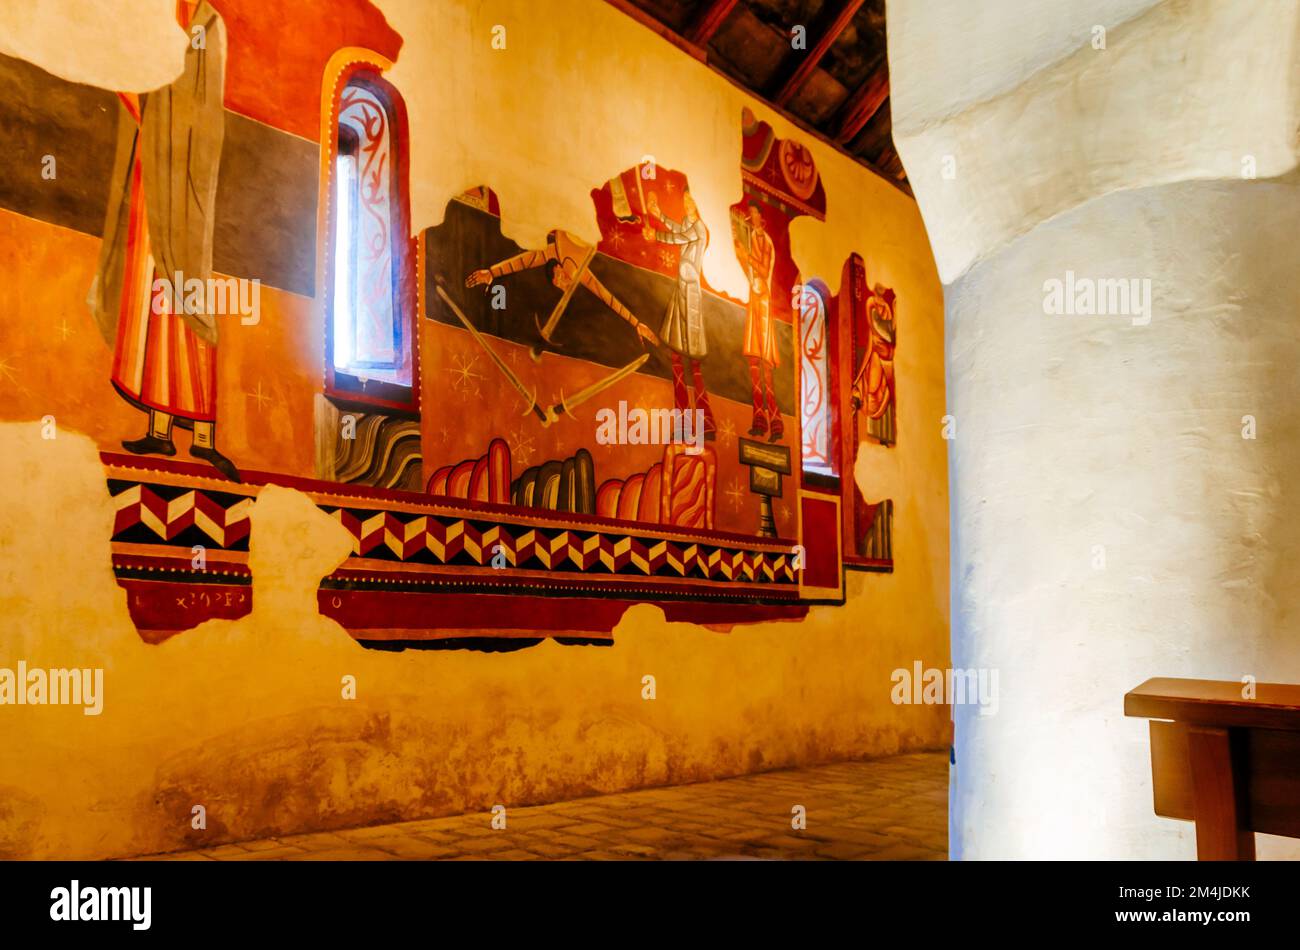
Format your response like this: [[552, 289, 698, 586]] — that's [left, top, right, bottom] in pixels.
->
[[150, 752, 948, 861]]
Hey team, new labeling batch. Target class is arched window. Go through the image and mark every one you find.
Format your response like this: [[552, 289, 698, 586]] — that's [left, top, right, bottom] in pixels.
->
[[796, 279, 835, 476], [325, 69, 414, 408]]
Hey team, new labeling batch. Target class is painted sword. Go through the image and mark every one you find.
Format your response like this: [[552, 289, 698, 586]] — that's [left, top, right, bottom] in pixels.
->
[[549, 352, 650, 421], [435, 280, 548, 422], [436, 281, 651, 428]]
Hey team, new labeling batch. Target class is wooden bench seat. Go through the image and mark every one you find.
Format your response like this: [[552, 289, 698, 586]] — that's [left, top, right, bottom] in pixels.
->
[[1125, 677, 1300, 860]]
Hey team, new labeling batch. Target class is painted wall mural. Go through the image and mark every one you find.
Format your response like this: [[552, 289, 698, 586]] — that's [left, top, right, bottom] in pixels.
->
[[92, 1, 237, 482], [0, 0, 903, 650]]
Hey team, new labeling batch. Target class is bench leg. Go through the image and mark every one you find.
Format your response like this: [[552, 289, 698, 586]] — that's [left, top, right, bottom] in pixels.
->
[[1187, 725, 1255, 860]]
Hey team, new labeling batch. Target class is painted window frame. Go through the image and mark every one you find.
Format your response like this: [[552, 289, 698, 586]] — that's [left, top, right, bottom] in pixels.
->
[[795, 277, 839, 487], [797, 277, 841, 493], [322, 65, 418, 415]]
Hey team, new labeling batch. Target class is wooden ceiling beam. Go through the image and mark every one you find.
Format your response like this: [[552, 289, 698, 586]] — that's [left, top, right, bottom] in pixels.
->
[[772, 0, 866, 107], [599, 0, 908, 194], [685, 0, 740, 45], [834, 68, 889, 143]]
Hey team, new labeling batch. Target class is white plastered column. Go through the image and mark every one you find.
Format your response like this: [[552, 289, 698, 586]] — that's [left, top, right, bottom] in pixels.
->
[[888, 0, 1300, 858]]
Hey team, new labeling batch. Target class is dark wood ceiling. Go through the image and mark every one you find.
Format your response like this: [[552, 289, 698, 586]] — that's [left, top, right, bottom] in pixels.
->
[[607, 0, 906, 192]]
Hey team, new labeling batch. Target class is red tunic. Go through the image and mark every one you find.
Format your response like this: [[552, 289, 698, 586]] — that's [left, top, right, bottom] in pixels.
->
[[108, 92, 217, 423]]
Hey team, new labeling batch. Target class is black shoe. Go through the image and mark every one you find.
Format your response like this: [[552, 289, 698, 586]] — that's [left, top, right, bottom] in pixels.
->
[[748, 415, 768, 438], [122, 435, 176, 457], [190, 445, 242, 483], [768, 422, 784, 444]]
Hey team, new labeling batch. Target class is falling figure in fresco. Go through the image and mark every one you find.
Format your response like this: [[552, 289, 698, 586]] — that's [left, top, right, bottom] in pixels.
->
[[642, 190, 716, 441], [735, 202, 782, 442], [465, 229, 660, 347], [87, 0, 241, 482]]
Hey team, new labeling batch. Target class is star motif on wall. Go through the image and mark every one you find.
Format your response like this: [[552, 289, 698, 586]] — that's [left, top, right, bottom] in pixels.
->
[[0, 356, 17, 385], [447, 353, 484, 394], [58, 318, 72, 341], [607, 231, 625, 250], [509, 426, 536, 466], [718, 418, 736, 444], [724, 477, 746, 510], [246, 381, 272, 413]]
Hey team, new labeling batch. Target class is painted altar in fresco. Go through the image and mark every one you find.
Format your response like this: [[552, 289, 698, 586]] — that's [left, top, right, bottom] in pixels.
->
[[0, 0, 899, 650]]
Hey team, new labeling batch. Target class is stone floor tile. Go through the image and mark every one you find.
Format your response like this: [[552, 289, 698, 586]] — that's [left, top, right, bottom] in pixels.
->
[[152, 753, 948, 862]]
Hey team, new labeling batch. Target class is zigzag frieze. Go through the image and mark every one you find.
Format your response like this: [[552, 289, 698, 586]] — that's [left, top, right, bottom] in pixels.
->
[[108, 480, 797, 585], [321, 511, 800, 584], [112, 484, 253, 547]]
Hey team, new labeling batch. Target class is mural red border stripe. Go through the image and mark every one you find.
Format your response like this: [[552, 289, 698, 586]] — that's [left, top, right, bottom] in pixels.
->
[[118, 575, 808, 645]]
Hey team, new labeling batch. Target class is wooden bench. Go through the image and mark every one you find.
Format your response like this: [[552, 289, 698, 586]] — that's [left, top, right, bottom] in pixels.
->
[[1125, 677, 1300, 860]]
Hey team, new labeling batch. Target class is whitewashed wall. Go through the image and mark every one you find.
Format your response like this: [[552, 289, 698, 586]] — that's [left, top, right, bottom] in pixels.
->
[[890, 0, 1300, 858]]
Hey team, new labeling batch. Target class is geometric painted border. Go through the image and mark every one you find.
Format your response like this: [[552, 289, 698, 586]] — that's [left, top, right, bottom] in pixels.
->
[[103, 453, 810, 645]]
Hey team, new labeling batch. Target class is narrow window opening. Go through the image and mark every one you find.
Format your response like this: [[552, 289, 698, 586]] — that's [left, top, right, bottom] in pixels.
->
[[797, 281, 836, 476], [326, 74, 413, 401]]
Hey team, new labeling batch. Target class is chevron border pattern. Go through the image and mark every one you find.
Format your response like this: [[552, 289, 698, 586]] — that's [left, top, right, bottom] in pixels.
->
[[109, 480, 254, 549], [106, 470, 798, 588], [329, 507, 795, 582]]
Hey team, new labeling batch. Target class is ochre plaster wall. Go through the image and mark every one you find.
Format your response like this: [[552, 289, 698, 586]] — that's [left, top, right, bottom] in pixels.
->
[[0, 0, 949, 858]]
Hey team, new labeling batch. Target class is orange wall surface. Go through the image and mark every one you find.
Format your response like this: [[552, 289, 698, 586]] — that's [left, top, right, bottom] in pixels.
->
[[0, 0, 949, 859]]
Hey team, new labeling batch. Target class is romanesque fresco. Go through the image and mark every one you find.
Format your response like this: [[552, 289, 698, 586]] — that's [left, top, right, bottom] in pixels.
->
[[0, 0, 899, 649], [91, 2, 236, 481], [421, 160, 801, 542]]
